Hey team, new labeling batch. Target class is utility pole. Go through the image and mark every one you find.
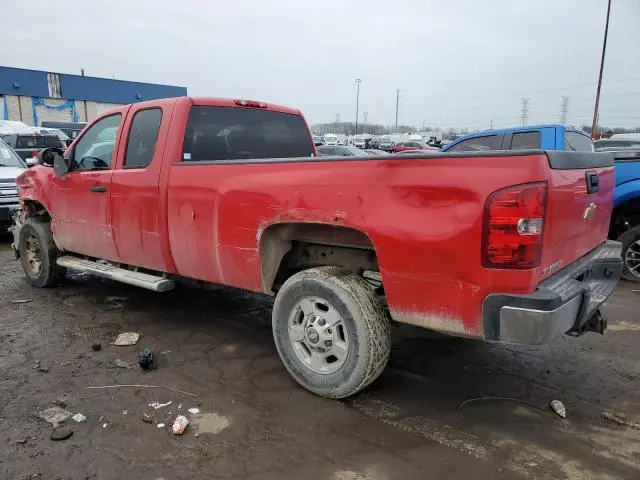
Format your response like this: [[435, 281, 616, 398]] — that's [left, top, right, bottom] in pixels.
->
[[354, 78, 362, 135], [395, 89, 400, 132], [363, 112, 368, 127], [520, 97, 530, 126], [591, 0, 612, 139], [490, 119, 494, 129], [560, 96, 569, 124], [335, 113, 340, 124]]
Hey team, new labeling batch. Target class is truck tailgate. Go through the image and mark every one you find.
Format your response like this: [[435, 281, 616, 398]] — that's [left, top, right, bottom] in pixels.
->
[[539, 151, 615, 281]]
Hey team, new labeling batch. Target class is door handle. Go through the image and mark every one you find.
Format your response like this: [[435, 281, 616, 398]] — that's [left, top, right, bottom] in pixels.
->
[[585, 172, 599, 194], [89, 185, 107, 193]]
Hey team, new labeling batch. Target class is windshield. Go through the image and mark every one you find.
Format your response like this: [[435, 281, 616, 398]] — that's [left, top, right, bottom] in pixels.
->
[[345, 147, 368, 156], [0, 141, 26, 168]]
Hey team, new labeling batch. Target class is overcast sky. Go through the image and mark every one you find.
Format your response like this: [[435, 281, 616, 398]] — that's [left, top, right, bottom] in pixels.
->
[[3, 0, 639, 130]]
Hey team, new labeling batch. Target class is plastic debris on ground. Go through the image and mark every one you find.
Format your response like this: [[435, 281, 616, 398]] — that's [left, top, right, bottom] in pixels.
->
[[550, 400, 567, 418], [148, 401, 172, 410], [122, 410, 128, 415], [102, 423, 107, 428], [72, 413, 87, 423], [113, 332, 140, 346], [156, 423, 165, 428], [10, 299, 32, 304], [188, 408, 200, 414], [50, 427, 73, 441], [138, 347, 154, 370], [114, 359, 131, 369], [172, 415, 189, 435], [38, 406, 73, 426]]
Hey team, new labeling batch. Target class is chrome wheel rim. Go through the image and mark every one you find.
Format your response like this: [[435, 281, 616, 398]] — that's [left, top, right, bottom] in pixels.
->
[[24, 234, 43, 276], [625, 240, 640, 279], [288, 296, 349, 374]]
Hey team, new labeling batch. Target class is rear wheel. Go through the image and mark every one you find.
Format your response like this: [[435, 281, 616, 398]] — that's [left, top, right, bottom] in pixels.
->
[[272, 266, 390, 398], [619, 225, 640, 282], [18, 219, 61, 287]]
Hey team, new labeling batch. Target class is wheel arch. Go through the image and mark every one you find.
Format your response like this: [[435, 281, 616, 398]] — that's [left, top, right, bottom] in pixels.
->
[[610, 194, 640, 239], [22, 198, 52, 221], [259, 222, 379, 293]]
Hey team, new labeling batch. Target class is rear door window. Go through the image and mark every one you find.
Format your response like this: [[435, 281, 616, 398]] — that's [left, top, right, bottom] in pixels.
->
[[448, 135, 499, 152], [16, 136, 42, 149], [565, 132, 594, 152], [124, 108, 162, 168], [182, 106, 315, 161], [510, 131, 540, 150]]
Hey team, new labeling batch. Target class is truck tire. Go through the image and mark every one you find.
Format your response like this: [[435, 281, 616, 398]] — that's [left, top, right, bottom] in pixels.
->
[[18, 219, 61, 288], [272, 266, 390, 398], [619, 225, 640, 282]]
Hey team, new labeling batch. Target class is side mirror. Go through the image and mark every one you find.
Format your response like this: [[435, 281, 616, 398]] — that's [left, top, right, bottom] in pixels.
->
[[40, 148, 68, 176], [26, 157, 40, 167]]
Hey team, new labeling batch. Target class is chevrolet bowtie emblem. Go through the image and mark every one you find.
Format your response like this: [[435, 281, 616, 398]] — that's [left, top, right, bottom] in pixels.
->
[[583, 202, 597, 221]]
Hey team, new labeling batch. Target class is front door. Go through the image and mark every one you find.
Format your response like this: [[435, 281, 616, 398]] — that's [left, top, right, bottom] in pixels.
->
[[49, 111, 125, 261]]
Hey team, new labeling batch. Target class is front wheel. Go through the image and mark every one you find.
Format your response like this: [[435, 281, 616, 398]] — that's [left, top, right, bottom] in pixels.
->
[[272, 266, 390, 398], [18, 219, 61, 287], [619, 225, 640, 282]]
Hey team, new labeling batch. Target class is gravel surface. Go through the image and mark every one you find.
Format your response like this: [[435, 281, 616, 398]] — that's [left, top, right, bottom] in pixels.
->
[[1, 240, 638, 480]]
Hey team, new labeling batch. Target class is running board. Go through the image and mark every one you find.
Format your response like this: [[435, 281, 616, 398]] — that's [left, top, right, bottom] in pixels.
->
[[56, 256, 175, 292]]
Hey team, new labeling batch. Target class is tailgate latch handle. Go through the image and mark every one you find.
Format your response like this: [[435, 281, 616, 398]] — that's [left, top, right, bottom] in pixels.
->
[[585, 171, 599, 194]]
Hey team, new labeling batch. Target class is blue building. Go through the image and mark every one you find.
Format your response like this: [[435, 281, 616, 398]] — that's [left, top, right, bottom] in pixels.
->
[[0, 66, 187, 126]]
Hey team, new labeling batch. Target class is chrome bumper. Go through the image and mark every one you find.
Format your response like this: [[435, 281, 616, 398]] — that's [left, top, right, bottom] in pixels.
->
[[483, 241, 623, 345]]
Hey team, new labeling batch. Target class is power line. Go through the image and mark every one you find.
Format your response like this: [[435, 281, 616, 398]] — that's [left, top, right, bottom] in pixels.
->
[[421, 76, 640, 102]]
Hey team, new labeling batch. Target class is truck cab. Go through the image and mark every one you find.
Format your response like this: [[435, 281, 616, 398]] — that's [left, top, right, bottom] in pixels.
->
[[441, 124, 594, 153]]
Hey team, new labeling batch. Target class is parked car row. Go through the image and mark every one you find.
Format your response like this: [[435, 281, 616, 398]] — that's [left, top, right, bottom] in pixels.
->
[[0, 122, 69, 166]]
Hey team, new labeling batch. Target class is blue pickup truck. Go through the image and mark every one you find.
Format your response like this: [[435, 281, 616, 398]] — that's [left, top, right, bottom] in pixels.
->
[[442, 124, 640, 281]]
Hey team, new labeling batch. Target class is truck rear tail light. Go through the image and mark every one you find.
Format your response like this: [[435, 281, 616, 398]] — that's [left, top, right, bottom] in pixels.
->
[[33, 150, 40, 158], [234, 99, 267, 108], [482, 182, 547, 269]]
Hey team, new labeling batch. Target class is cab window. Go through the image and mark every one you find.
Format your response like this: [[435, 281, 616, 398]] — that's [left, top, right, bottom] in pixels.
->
[[72, 114, 121, 171]]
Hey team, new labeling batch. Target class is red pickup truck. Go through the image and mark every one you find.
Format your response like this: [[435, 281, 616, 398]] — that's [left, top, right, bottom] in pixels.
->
[[13, 97, 622, 398]]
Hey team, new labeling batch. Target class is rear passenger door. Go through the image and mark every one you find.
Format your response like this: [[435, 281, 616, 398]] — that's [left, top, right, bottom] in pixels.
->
[[110, 102, 175, 271]]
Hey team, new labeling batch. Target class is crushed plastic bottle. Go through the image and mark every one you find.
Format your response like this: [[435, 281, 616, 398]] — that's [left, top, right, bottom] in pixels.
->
[[171, 415, 189, 435]]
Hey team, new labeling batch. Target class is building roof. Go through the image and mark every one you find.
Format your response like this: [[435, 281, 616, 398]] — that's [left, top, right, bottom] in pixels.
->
[[0, 66, 187, 104]]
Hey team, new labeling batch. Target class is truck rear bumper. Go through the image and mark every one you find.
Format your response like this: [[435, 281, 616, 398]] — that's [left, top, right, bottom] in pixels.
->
[[482, 241, 623, 345]]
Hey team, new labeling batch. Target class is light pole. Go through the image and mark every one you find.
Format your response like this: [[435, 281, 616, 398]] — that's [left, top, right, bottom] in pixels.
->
[[591, 0, 612, 139], [354, 78, 362, 135]]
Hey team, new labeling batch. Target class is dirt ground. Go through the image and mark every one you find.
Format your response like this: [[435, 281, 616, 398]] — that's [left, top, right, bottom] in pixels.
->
[[1, 239, 639, 480]]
